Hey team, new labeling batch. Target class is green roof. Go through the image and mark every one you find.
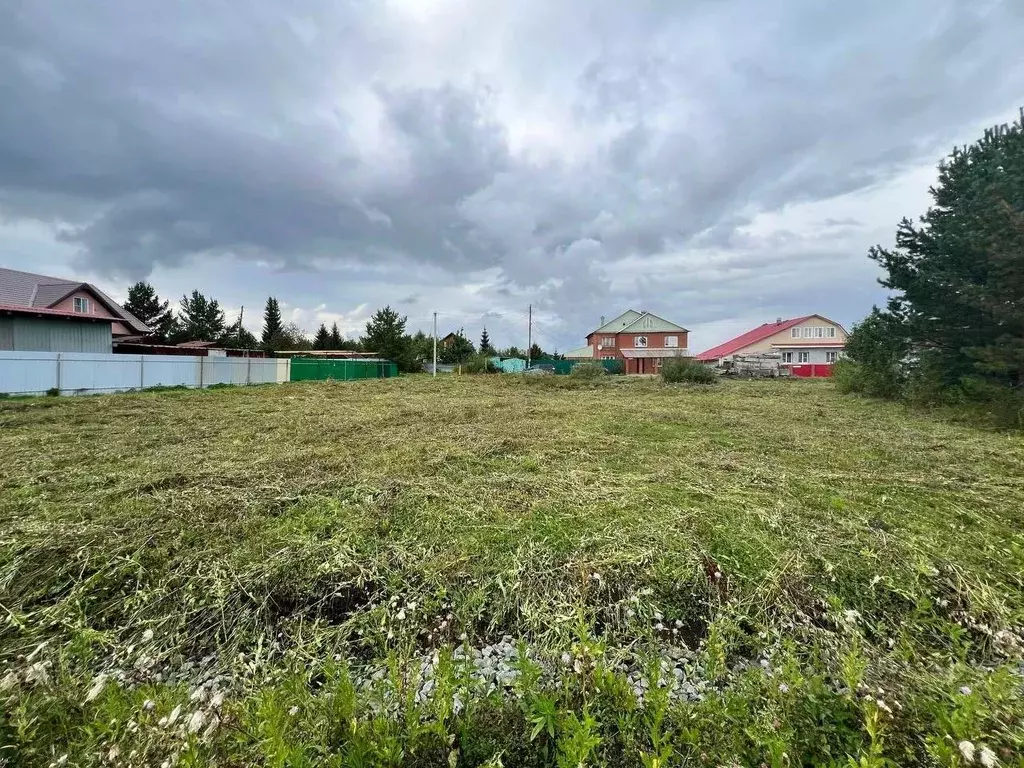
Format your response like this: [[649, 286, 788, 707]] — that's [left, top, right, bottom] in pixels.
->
[[619, 312, 688, 333], [590, 310, 643, 335]]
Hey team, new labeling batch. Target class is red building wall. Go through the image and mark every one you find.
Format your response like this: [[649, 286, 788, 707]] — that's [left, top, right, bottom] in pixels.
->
[[585, 330, 690, 374]]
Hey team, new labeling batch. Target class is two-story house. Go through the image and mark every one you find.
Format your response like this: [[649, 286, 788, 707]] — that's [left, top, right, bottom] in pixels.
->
[[695, 314, 847, 375], [0, 267, 149, 353], [566, 310, 691, 375]]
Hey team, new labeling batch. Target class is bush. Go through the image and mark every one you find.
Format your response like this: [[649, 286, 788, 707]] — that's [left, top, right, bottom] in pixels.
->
[[463, 354, 500, 374], [661, 357, 717, 384], [569, 362, 606, 379]]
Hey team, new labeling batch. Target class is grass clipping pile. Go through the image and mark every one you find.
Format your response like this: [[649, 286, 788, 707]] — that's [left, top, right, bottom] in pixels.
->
[[1, 375, 1023, 767]]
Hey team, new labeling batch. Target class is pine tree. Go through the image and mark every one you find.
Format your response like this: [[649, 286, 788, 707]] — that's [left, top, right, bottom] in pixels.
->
[[122, 281, 174, 341], [313, 323, 330, 350], [174, 291, 226, 343], [863, 109, 1024, 394], [361, 305, 415, 371], [529, 343, 544, 361], [329, 323, 343, 350], [261, 297, 283, 349], [480, 327, 492, 355]]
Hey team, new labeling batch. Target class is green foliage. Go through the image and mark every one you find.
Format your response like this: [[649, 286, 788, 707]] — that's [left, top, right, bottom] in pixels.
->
[[569, 361, 606, 379], [221, 315, 259, 349], [313, 323, 330, 350], [122, 281, 175, 341], [661, 357, 717, 384], [463, 354, 500, 374], [837, 309, 910, 398], [855, 109, 1024, 409], [261, 296, 284, 349], [480, 328, 493, 356], [362, 305, 418, 372], [329, 323, 343, 351], [171, 290, 226, 343], [3, 378, 1024, 764], [529, 343, 544, 362], [439, 330, 475, 365]]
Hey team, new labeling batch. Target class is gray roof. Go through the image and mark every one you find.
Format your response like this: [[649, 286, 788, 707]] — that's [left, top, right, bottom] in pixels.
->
[[0, 266, 150, 333]]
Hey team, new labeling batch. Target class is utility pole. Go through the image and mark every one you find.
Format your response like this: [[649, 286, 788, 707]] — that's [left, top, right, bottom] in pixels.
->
[[237, 305, 244, 346], [527, 303, 532, 368], [432, 311, 438, 377]]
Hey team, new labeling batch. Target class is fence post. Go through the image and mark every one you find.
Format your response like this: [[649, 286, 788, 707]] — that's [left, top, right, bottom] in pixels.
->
[[247, 355, 252, 385], [55, 352, 62, 393], [139, 356, 145, 390], [199, 356, 204, 389]]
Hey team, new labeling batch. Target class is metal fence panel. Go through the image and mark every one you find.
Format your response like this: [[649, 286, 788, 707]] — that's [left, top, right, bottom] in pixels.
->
[[288, 359, 397, 382], [0, 351, 290, 396]]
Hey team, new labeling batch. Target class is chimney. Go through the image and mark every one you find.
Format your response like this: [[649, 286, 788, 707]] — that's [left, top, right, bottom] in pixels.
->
[[776, 317, 782, 324], [600, 315, 605, 326]]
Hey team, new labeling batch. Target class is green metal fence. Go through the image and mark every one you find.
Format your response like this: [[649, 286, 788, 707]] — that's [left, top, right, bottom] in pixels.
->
[[530, 359, 624, 375], [289, 358, 398, 382]]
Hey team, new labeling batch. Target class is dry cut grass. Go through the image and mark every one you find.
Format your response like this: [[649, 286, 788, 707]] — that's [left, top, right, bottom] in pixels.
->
[[1, 375, 1023, 767]]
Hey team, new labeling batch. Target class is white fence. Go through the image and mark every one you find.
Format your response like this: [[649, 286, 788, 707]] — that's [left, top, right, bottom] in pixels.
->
[[0, 351, 290, 396]]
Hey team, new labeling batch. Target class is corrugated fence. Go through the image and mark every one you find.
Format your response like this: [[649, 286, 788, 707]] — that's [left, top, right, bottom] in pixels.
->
[[289, 358, 398, 382], [0, 351, 289, 396]]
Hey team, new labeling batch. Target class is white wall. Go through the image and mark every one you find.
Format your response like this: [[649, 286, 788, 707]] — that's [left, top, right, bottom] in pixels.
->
[[776, 347, 842, 364], [0, 351, 290, 396]]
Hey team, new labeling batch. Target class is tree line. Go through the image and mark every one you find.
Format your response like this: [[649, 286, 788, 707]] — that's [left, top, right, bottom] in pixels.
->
[[121, 284, 555, 371], [838, 108, 1024, 427]]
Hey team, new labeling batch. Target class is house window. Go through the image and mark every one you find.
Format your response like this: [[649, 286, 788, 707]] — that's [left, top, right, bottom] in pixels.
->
[[791, 328, 801, 338], [802, 327, 813, 338], [781, 352, 793, 363], [665, 335, 678, 348], [601, 355, 616, 360], [825, 351, 838, 363], [601, 337, 615, 347], [798, 351, 810, 363], [73, 296, 90, 313], [634, 336, 648, 348], [814, 327, 825, 338], [825, 327, 837, 338]]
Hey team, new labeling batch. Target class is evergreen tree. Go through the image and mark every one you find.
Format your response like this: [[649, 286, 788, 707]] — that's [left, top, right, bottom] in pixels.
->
[[173, 290, 226, 342], [362, 305, 416, 371], [480, 327, 493, 355], [329, 323, 343, 350], [501, 346, 524, 359], [860, 109, 1024, 395], [409, 330, 433, 362], [529, 343, 545, 361], [221, 317, 259, 349], [439, 329, 475, 364], [122, 281, 174, 340], [261, 297, 283, 349], [314, 323, 330, 350]]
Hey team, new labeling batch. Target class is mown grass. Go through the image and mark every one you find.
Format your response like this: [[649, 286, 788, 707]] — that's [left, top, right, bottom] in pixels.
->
[[1, 375, 1023, 767]]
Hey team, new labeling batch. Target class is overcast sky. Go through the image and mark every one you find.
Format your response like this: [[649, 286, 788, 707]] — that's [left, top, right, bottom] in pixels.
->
[[1, 0, 1022, 352]]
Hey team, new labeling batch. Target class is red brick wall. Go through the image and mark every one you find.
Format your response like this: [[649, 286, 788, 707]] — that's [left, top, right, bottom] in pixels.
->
[[586, 330, 689, 373]]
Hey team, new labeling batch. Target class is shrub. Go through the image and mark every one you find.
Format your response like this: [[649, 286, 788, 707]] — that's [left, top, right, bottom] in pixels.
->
[[463, 354, 500, 374], [569, 362, 606, 379], [661, 357, 717, 384]]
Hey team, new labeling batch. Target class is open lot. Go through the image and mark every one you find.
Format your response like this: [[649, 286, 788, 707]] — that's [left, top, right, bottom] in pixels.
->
[[2, 376, 1023, 766]]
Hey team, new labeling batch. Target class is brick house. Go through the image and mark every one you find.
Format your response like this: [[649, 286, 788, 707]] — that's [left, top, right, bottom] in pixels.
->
[[695, 314, 847, 376], [566, 310, 691, 375], [0, 267, 149, 353]]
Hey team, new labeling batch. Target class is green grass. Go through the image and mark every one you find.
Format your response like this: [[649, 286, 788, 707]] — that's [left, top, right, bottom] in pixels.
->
[[2, 376, 1023, 767]]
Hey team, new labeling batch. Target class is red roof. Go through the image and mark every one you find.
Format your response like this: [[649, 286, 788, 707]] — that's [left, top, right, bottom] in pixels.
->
[[696, 316, 813, 361]]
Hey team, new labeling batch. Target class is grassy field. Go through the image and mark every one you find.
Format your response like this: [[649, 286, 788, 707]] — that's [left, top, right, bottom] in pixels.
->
[[2, 375, 1023, 767]]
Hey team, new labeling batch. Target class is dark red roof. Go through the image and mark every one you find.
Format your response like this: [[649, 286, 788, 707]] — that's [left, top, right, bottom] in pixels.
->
[[0, 303, 116, 323], [696, 316, 813, 361]]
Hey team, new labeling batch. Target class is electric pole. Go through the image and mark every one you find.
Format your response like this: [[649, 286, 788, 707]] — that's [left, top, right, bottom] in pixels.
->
[[237, 306, 244, 346], [432, 311, 438, 377], [527, 303, 532, 368]]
